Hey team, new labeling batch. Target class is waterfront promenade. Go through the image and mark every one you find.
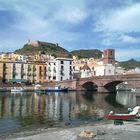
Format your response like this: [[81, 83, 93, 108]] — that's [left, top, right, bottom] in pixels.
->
[[2, 120, 140, 140]]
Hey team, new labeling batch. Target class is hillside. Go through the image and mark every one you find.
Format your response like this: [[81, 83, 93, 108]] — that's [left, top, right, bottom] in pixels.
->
[[70, 49, 102, 59], [119, 59, 140, 70], [14, 41, 103, 59], [14, 41, 69, 57]]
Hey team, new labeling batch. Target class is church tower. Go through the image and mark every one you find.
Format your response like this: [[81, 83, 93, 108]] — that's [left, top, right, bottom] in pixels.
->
[[103, 49, 115, 65]]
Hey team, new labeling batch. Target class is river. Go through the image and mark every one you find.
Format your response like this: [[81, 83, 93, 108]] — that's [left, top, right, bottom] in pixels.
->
[[0, 91, 140, 133]]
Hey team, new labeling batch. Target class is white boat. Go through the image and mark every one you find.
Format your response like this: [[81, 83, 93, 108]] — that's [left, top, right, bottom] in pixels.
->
[[11, 87, 24, 93], [0, 87, 9, 92], [131, 88, 136, 92], [128, 106, 140, 118], [46, 86, 68, 92]]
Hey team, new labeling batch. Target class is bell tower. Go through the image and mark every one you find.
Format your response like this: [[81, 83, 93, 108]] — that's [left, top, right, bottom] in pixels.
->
[[103, 49, 115, 65]]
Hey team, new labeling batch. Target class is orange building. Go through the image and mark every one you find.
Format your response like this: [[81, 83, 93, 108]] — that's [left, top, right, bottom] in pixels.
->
[[35, 61, 48, 83]]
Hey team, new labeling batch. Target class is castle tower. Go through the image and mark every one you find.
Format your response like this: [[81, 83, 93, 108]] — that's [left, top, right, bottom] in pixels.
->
[[103, 49, 115, 65]]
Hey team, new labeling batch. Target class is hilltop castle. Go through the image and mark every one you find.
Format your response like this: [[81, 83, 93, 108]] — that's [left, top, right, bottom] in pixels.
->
[[27, 40, 59, 47]]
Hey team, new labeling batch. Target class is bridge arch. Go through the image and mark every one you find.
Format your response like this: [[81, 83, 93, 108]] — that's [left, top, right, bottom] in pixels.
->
[[104, 80, 124, 92], [82, 81, 97, 91]]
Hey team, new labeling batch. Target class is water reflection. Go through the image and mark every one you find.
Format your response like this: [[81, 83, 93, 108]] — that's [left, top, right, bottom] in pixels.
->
[[0, 91, 139, 133], [116, 91, 136, 107]]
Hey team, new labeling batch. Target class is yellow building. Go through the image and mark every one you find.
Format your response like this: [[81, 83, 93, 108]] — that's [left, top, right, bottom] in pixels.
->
[[0, 62, 11, 83], [0, 60, 48, 84]]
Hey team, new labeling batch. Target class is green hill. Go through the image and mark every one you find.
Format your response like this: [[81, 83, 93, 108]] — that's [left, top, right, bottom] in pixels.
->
[[119, 59, 140, 70], [14, 41, 69, 57], [14, 41, 103, 59], [70, 49, 102, 59]]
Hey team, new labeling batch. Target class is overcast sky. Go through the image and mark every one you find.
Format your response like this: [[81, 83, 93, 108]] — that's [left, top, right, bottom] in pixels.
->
[[0, 0, 140, 61]]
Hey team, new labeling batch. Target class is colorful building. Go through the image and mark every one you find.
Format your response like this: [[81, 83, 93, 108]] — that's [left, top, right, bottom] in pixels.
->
[[0, 61, 48, 84]]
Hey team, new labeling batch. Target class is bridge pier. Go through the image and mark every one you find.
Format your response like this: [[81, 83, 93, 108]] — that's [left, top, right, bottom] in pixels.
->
[[98, 86, 116, 93]]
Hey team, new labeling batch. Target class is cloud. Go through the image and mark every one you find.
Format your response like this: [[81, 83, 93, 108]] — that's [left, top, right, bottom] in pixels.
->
[[0, 0, 140, 61], [92, 2, 140, 46], [53, 6, 87, 24], [0, 0, 89, 52], [119, 35, 140, 43], [94, 3, 140, 33], [116, 48, 140, 61]]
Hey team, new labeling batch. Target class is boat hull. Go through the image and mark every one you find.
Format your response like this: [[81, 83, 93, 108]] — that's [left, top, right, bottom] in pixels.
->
[[105, 114, 136, 120], [46, 88, 68, 92]]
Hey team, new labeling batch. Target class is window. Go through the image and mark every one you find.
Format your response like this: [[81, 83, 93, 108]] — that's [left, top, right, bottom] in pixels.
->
[[110, 51, 113, 55], [70, 61, 72, 65], [61, 65, 64, 70], [61, 61, 64, 64], [61, 77, 63, 81], [39, 66, 42, 77], [44, 67, 47, 78]]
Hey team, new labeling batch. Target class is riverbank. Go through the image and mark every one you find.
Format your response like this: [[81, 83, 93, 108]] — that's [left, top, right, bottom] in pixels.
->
[[1, 119, 140, 140]]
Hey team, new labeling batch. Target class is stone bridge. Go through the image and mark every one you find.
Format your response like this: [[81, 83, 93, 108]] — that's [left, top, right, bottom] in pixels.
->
[[56, 74, 140, 93]]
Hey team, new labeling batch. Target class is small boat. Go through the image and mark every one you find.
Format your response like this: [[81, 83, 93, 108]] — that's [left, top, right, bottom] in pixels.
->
[[105, 110, 136, 120], [128, 106, 140, 118], [105, 113, 136, 120], [0, 87, 9, 92], [11, 87, 24, 93], [131, 88, 136, 92], [46, 86, 68, 92]]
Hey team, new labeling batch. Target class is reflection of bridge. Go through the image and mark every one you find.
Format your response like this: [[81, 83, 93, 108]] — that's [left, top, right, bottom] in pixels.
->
[[57, 74, 140, 93]]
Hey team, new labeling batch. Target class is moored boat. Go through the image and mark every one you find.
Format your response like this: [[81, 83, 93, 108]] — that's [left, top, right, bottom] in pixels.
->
[[11, 87, 24, 93], [46, 86, 68, 92], [105, 113, 136, 120], [0, 87, 9, 92], [34, 84, 68, 93], [128, 106, 140, 118]]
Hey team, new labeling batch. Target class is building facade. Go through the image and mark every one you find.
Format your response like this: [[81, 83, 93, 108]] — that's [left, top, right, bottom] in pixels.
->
[[48, 58, 73, 81]]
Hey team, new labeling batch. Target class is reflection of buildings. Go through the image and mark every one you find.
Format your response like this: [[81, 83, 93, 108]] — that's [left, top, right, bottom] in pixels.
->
[[0, 91, 133, 125]]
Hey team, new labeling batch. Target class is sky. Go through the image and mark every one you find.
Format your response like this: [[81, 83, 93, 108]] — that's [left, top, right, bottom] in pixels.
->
[[0, 0, 140, 61]]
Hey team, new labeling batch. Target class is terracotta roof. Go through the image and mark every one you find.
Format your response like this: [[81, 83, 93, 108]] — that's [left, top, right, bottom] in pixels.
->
[[81, 63, 91, 70]]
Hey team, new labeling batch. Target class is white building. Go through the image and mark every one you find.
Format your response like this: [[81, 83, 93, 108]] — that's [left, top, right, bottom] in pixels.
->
[[48, 58, 73, 81], [94, 64, 115, 76], [115, 66, 125, 75], [80, 63, 92, 78], [9, 62, 27, 83]]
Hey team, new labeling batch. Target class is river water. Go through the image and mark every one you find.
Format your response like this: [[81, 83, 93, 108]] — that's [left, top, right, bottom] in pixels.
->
[[0, 91, 140, 133]]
